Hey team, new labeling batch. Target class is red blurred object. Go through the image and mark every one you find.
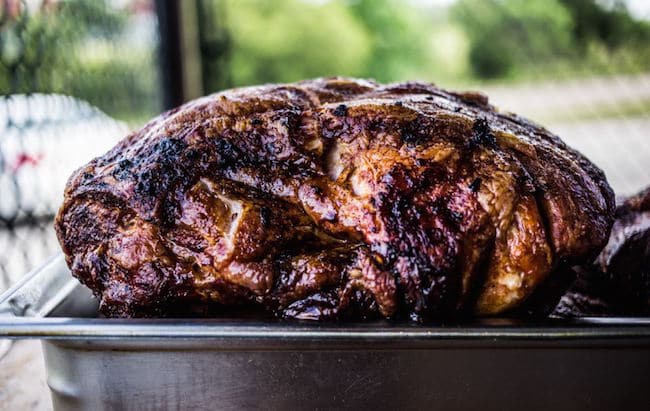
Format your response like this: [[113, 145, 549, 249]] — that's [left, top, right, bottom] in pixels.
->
[[10, 153, 44, 174]]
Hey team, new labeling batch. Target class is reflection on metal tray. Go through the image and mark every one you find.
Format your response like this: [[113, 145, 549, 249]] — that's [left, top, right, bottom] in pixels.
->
[[1, 254, 649, 411]]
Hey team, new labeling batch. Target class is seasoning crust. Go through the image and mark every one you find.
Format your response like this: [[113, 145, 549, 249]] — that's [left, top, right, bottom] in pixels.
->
[[55, 77, 615, 320]]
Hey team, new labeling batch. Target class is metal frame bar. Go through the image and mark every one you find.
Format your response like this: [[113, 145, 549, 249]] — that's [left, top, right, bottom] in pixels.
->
[[155, 0, 186, 110]]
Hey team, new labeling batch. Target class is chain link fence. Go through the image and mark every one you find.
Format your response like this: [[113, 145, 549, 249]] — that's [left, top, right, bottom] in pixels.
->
[[0, 0, 160, 291], [0, 94, 126, 291]]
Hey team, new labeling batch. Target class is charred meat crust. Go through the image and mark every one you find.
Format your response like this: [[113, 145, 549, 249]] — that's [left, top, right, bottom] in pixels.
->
[[55, 77, 615, 320], [553, 186, 650, 317]]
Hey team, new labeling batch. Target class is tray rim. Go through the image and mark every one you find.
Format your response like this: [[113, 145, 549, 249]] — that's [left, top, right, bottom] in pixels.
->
[[1, 254, 650, 342], [2, 316, 650, 340]]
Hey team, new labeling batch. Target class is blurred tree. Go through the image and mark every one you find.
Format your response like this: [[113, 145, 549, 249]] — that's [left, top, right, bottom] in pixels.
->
[[57, 0, 127, 38], [1, 0, 126, 92], [3, 0, 650, 120], [452, 0, 650, 80], [347, 0, 434, 82], [452, 0, 573, 79], [0, 0, 159, 123], [560, 0, 650, 50], [223, 0, 371, 87]]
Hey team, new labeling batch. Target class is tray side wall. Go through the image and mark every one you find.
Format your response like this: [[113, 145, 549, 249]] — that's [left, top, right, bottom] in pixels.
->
[[43, 341, 650, 411]]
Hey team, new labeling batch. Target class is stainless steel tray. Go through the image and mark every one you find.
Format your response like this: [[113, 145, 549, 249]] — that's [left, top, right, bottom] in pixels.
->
[[1, 254, 649, 411]]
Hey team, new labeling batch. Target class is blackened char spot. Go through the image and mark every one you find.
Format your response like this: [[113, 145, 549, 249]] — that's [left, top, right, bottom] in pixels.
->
[[333, 104, 348, 117], [119, 159, 133, 169], [401, 125, 425, 145], [450, 210, 463, 223], [213, 137, 246, 168], [339, 289, 380, 320], [260, 206, 272, 227], [135, 137, 189, 198], [184, 149, 200, 161], [136, 170, 157, 196], [516, 174, 536, 194], [469, 118, 496, 149], [401, 130, 419, 144], [469, 178, 482, 193], [400, 116, 431, 146], [113, 159, 133, 180], [155, 137, 187, 159]]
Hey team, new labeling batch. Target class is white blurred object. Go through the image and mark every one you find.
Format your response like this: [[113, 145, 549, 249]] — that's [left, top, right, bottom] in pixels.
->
[[551, 118, 650, 196], [483, 74, 650, 196], [0, 94, 127, 291], [0, 94, 127, 221]]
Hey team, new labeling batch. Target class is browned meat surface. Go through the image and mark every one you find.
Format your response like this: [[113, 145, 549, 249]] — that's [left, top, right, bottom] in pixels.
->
[[55, 78, 615, 320], [554, 187, 650, 317], [599, 187, 650, 298]]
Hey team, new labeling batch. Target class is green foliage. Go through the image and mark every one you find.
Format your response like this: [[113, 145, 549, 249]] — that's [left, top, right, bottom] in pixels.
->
[[347, 0, 433, 82], [223, 0, 371, 87], [220, 0, 650, 85], [561, 0, 650, 50], [56, 0, 127, 40], [452, 0, 574, 78], [216, 0, 440, 87], [0, 0, 159, 124], [2, 0, 650, 124], [452, 0, 650, 80]]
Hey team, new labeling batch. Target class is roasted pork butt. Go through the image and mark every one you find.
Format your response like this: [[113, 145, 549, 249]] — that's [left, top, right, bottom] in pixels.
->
[[56, 78, 615, 320]]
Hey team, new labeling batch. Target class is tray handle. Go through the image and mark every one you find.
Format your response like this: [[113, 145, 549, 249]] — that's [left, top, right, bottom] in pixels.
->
[[0, 254, 76, 318]]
